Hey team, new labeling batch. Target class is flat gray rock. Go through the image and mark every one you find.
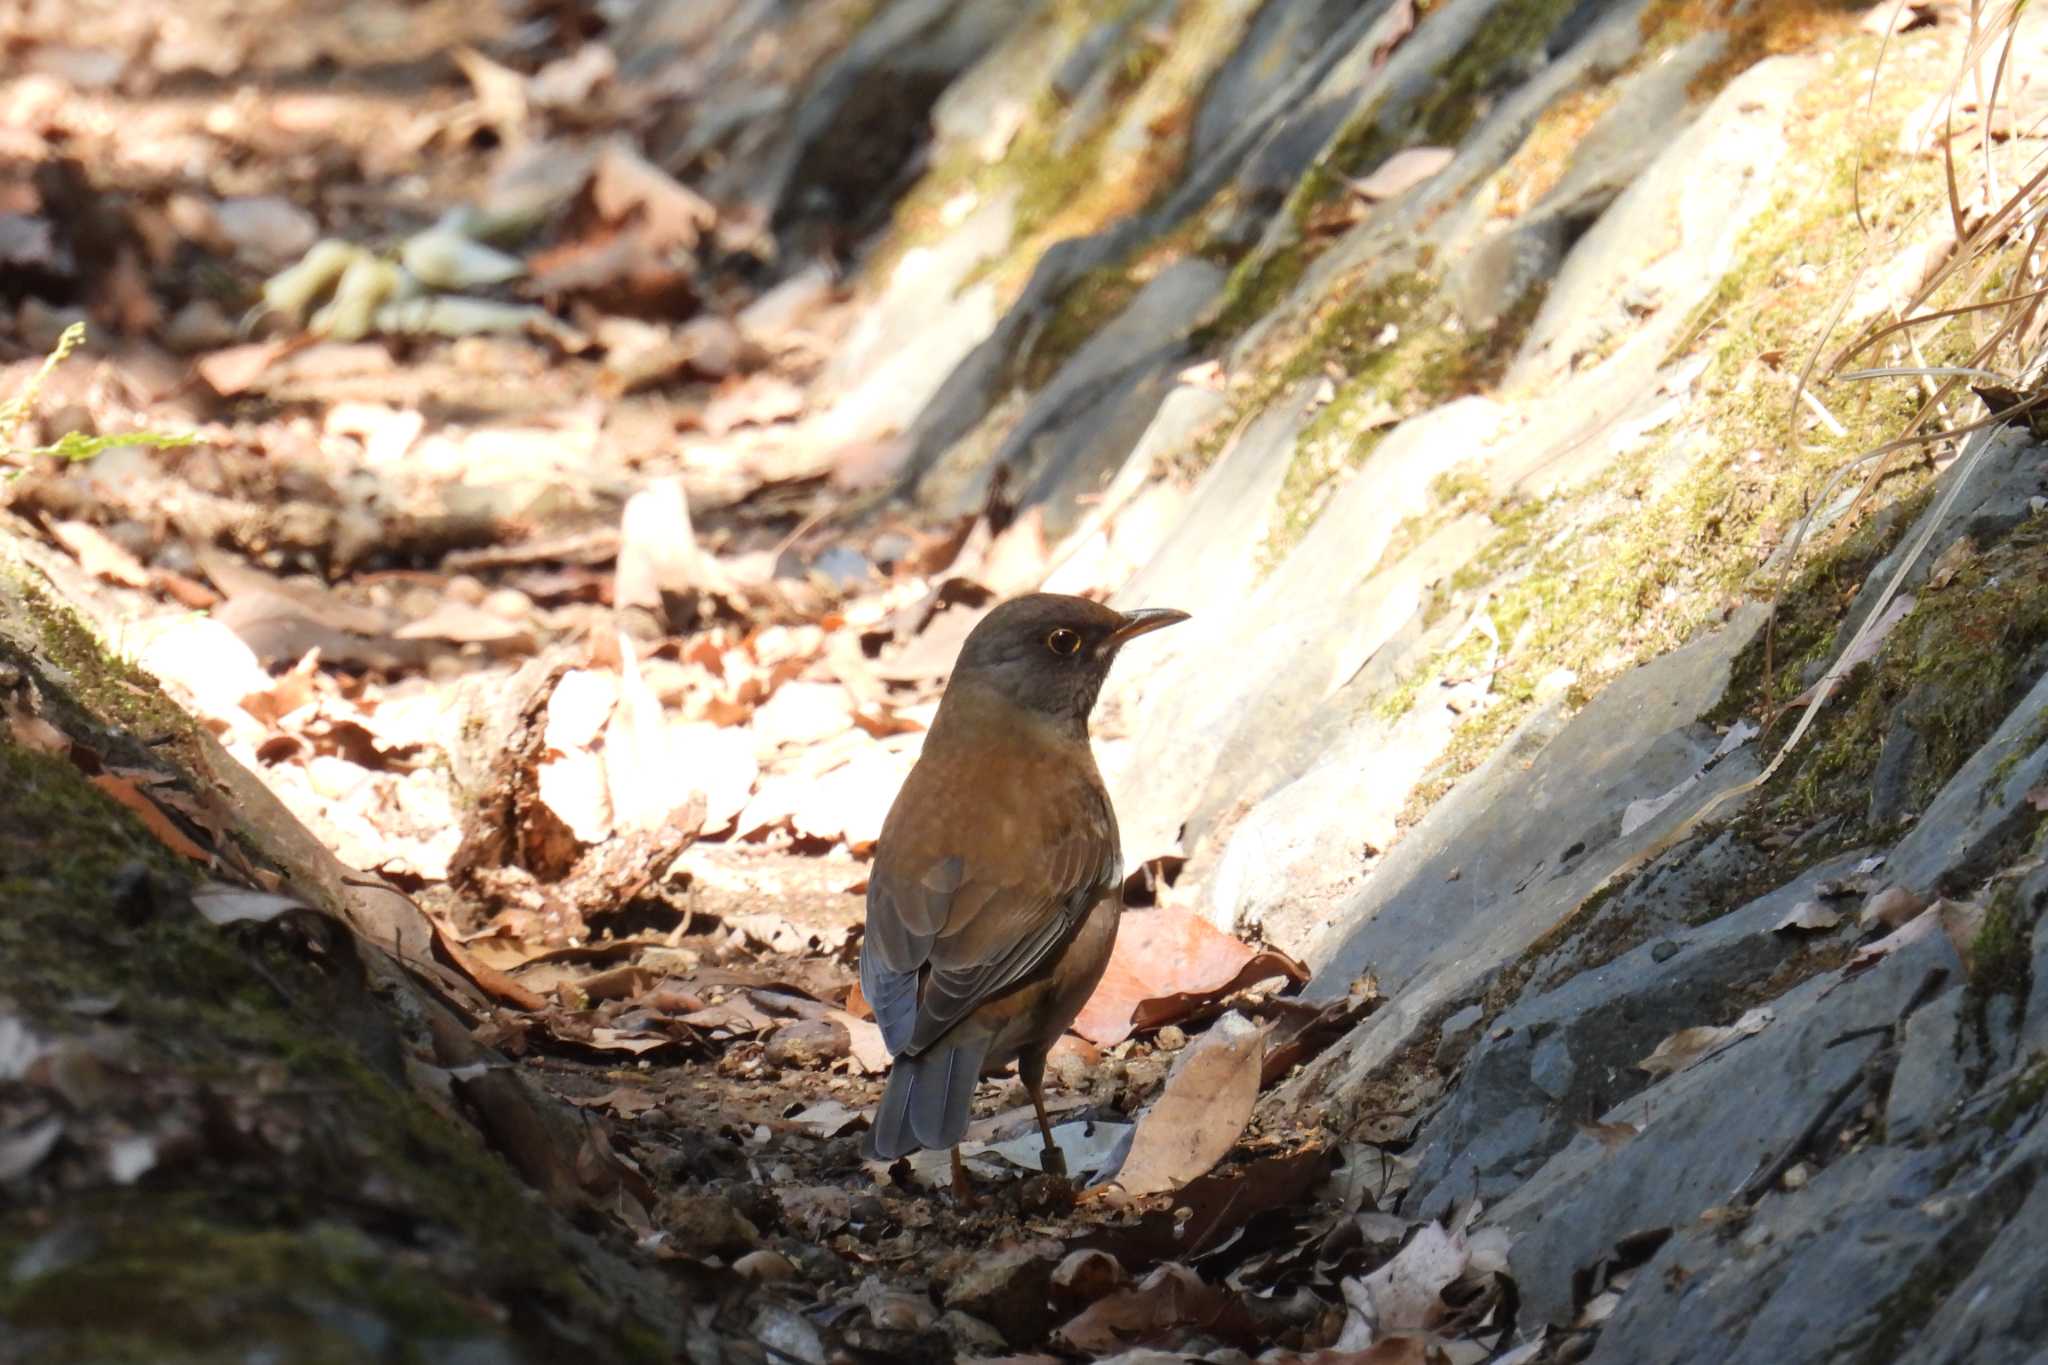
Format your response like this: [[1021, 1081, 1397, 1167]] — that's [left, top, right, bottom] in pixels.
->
[[1406, 849, 1869, 1220], [1493, 920, 1966, 1327]]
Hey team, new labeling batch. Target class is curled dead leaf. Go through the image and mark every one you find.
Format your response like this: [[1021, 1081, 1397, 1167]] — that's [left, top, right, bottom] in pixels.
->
[[1113, 1011, 1264, 1196], [1634, 1008, 1773, 1078]]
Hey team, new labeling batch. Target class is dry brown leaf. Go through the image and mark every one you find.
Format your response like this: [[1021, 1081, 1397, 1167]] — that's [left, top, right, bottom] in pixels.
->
[[1342, 1221, 1468, 1342], [1074, 906, 1307, 1046], [49, 521, 150, 588], [750, 681, 856, 750], [1053, 1263, 1254, 1354], [830, 1009, 891, 1074], [605, 635, 683, 836], [7, 707, 69, 756], [1267, 1339, 1432, 1365], [615, 477, 705, 613], [1773, 899, 1844, 933], [785, 747, 909, 852], [701, 373, 805, 436], [1634, 1007, 1773, 1078], [1579, 1119, 1644, 1149], [591, 139, 715, 249], [1861, 883, 1929, 930], [191, 882, 309, 925], [90, 774, 211, 862], [195, 340, 291, 395], [1934, 898, 1987, 973], [1348, 146, 1454, 201], [1114, 1010, 1263, 1196]]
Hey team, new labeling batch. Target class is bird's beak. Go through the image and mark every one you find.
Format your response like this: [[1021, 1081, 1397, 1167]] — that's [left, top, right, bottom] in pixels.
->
[[1107, 606, 1190, 645]]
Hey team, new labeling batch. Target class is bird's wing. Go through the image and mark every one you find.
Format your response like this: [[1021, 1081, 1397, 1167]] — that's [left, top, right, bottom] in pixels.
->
[[860, 752, 1120, 1058]]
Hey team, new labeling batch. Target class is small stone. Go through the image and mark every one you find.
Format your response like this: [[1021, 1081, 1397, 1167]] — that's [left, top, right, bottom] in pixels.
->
[[1434, 1004, 1485, 1069], [936, 1310, 1007, 1356], [1651, 940, 1683, 963], [214, 196, 319, 270], [162, 299, 235, 353], [1154, 1024, 1188, 1051], [734, 1249, 797, 1281], [658, 1192, 760, 1255], [764, 1017, 851, 1069], [1050, 1248, 1125, 1308], [1781, 1163, 1810, 1191], [941, 1240, 1062, 1344]]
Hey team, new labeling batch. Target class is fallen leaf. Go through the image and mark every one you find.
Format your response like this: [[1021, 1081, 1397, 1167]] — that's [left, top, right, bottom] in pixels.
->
[[191, 882, 311, 925], [1634, 1007, 1773, 1078], [568, 1086, 664, 1118], [195, 340, 291, 395], [1933, 898, 1987, 972], [591, 138, 715, 249], [1113, 1011, 1263, 1196], [1773, 899, 1844, 933], [49, 521, 150, 587], [789, 1099, 865, 1138], [615, 477, 706, 613], [90, 775, 211, 862], [1925, 536, 1975, 590], [1348, 146, 1454, 201], [1861, 883, 1929, 930], [1578, 1119, 1644, 1148], [1075, 907, 1306, 1045], [1341, 1221, 1467, 1341], [0, 1116, 64, 1181], [831, 1009, 891, 1074], [1053, 1263, 1254, 1354]]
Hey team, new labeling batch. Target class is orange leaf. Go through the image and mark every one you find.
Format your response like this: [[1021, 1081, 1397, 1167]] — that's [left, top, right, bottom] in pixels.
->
[[1074, 906, 1306, 1046], [90, 775, 212, 862]]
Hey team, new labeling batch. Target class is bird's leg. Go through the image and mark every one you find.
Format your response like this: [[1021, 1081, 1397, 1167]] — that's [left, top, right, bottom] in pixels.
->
[[949, 1146, 980, 1206], [1017, 1051, 1067, 1178]]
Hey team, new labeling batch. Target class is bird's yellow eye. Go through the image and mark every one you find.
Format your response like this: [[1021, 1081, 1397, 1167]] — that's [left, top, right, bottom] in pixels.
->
[[1046, 627, 1082, 656]]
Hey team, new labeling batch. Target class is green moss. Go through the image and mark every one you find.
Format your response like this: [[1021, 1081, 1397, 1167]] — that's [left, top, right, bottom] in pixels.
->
[[1777, 532, 2048, 828], [1214, 0, 1580, 340], [1970, 889, 2032, 1000], [1985, 1054, 2048, 1132], [0, 652, 668, 1360]]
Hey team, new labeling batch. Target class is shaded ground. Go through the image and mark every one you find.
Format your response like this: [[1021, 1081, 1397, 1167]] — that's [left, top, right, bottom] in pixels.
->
[[6, 1, 2047, 1363], [0, 3, 1441, 1361]]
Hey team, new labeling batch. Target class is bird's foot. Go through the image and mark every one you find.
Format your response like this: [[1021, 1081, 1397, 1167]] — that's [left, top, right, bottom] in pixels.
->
[[1039, 1142, 1068, 1178], [949, 1147, 981, 1208]]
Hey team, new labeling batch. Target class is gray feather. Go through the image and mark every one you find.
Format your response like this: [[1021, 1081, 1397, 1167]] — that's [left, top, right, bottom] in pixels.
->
[[865, 1027, 994, 1159]]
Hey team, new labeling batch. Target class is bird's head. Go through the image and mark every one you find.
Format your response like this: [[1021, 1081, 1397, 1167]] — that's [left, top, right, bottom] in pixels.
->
[[942, 592, 1189, 733]]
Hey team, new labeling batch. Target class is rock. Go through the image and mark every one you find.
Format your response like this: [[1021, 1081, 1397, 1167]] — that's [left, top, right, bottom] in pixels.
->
[[957, 257, 1228, 524], [1408, 851, 1866, 1220], [161, 299, 235, 353], [1294, 605, 1770, 1105], [764, 1018, 851, 1069], [657, 1192, 760, 1256], [1490, 919, 1964, 1326], [1884, 984, 1967, 1144], [213, 196, 319, 271], [935, 1309, 1007, 1356], [940, 1239, 1061, 1344], [1433, 1004, 1484, 1070], [1885, 661, 2048, 896], [1506, 57, 1815, 390]]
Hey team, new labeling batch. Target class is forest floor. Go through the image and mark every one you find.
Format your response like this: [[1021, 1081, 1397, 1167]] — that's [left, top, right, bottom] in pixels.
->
[[0, 2, 1520, 1361]]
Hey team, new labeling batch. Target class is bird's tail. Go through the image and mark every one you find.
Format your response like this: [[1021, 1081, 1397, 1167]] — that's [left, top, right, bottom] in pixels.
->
[[865, 1028, 994, 1160]]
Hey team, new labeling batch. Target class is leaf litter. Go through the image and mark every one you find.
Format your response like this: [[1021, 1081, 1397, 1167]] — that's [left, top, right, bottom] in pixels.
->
[[0, 2, 1518, 1359]]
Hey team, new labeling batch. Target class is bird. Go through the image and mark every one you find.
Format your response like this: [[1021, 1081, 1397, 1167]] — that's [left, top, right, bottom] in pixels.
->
[[860, 592, 1188, 1194]]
